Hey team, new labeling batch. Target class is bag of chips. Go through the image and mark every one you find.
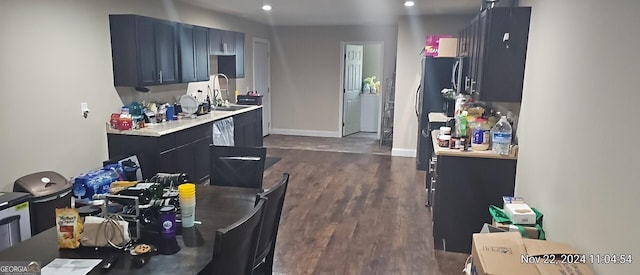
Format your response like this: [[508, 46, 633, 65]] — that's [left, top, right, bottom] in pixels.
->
[[56, 208, 82, 249]]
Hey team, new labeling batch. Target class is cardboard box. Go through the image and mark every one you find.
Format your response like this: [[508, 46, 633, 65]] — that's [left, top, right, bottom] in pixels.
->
[[425, 34, 454, 57], [492, 219, 539, 239], [502, 196, 526, 207], [471, 232, 594, 275], [504, 203, 536, 225]]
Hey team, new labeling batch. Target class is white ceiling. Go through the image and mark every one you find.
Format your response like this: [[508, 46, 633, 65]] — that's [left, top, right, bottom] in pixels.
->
[[181, 0, 481, 26]]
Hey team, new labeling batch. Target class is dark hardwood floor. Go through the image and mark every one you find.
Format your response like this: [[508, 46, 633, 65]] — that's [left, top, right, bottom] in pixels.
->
[[262, 148, 469, 275]]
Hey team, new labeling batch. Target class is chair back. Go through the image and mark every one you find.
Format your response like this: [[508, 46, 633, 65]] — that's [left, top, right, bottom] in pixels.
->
[[204, 199, 266, 275], [210, 145, 267, 188], [253, 173, 290, 269]]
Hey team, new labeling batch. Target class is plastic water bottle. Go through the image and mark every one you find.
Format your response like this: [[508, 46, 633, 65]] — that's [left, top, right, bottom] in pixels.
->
[[491, 116, 513, 155]]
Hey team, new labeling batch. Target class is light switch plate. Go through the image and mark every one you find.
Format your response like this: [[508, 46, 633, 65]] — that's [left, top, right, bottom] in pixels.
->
[[80, 102, 90, 118]]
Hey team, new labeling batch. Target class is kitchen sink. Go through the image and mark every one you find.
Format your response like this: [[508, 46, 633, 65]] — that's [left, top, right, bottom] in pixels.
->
[[213, 105, 251, 111]]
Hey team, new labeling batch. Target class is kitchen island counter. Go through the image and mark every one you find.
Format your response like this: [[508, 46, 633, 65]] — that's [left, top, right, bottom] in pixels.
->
[[107, 105, 263, 182], [106, 105, 262, 137]]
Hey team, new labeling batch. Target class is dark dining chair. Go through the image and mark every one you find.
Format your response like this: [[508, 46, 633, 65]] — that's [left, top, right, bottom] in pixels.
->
[[198, 198, 267, 275], [209, 145, 267, 189], [252, 173, 290, 275]]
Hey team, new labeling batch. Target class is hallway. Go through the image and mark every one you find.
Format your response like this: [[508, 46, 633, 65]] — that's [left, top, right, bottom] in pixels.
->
[[264, 134, 391, 156], [262, 148, 468, 274]]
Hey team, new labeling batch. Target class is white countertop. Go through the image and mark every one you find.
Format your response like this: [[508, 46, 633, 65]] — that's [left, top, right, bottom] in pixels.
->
[[431, 130, 518, 160], [106, 105, 262, 137]]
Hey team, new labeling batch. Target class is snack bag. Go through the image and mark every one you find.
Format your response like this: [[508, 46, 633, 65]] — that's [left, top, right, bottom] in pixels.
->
[[56, 208, 82, 249]]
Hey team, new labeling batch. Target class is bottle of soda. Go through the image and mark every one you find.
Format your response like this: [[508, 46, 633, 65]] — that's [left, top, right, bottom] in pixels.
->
[[490, 115, 513, 155]]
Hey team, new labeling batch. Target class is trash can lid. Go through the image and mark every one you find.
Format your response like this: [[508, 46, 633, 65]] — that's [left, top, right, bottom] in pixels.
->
[[13, 171, 71, 198]]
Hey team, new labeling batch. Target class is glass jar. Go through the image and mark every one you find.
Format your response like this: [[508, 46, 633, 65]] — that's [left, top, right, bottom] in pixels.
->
[[470, 118, 490, 151]]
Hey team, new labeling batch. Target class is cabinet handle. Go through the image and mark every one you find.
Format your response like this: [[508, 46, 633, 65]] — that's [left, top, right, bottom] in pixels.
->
[[464, 76, 470, 90], [159, 71, 163, 83], [470, 80, 477, 94]]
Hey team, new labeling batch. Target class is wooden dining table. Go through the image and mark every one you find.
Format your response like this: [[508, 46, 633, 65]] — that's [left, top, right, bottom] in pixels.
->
[[0, 185, 261, 274]]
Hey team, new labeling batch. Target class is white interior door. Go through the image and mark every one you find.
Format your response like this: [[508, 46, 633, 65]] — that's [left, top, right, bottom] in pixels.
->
[[253, 39, 270, 136], [343, 44, 363, 136]]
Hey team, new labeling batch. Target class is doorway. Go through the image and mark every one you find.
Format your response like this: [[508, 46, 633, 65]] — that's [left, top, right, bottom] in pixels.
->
[[339, 42, 384, 139], [253, 38, 271, 136]]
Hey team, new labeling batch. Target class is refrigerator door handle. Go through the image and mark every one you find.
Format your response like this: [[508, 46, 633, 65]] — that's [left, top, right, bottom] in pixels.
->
[[415, 85, 421, 119], [451, 60, 459, 91]]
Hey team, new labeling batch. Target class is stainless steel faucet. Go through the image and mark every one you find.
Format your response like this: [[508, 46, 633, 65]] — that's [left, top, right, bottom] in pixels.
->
[[213, 73, 229, 106]]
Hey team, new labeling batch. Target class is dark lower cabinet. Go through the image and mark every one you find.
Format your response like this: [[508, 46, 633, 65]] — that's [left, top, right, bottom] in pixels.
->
[[233, 108, 262, 147], [107, 109, 262, 182], [431, 155, 516, 254], [175, 144, 196, 182], [158, 149, 176, 174], [192, 137, 211, 182]]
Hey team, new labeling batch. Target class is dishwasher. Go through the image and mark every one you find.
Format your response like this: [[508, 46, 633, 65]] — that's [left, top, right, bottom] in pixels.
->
[[212, 117, 234, 146]]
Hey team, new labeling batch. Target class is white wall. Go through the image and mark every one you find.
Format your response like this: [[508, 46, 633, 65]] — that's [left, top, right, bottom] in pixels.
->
[[392, 15, 471, 156], [0, 0, 270, 191], [269, 25, 397, 135], [362, 44, 383, 85], [516, 1, 640, 274]]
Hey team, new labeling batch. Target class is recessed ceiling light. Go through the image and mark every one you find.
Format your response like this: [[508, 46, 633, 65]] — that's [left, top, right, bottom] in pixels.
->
[[262, 4, 272, 11], [404, 0, 415, 7]]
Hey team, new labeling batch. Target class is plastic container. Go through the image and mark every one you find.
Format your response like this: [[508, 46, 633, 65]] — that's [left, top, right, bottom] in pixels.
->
[[439, 127, 451, 136], [437, 135, 451, 147], [491, 116, 513, 155], [471, 118, 490, 151], [160, 206, 177, 239]]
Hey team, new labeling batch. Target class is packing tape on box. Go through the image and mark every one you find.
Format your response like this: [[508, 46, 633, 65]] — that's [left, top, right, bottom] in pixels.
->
[[489, 205, 546, 240]]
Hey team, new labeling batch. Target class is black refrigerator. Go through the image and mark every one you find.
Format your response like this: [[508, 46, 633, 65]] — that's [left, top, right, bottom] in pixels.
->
[[416, 56, 456, 171]]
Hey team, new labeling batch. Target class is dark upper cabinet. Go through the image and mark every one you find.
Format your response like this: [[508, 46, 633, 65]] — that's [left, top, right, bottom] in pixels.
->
[[218, 32, 245, 78], [457, 7, 531, 102], [209, 29, 236, 56], [178, 24, 210, 83], [178, 24, 196, 83], [194, 27, 210, 81], [208, 28, 222, 55], [109, 15, 179, 87], [221, 31, 236, 55]]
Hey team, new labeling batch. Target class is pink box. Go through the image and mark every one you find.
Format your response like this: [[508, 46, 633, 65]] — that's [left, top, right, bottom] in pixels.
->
[[425, 34, 454, 57]]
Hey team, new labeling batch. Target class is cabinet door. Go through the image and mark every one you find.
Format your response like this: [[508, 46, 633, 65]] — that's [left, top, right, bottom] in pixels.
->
[[234, 32, 245, 78], [193, 137, 211, 183], [218, 32, 245, 78], [475, 12, 488, 98], [175, 144, 195, 180], [158, 149, 176, 174], [178, 24, 196, 83], [253, 108, 263, 146], [221, 31, 236, 55], [469, 16, 480, 96], [194, 26, 210, 81], [209, 28, 223, 55], [136, 16, 158, 86], [155, 20, 179, 84], [478, 7, 531, 102]]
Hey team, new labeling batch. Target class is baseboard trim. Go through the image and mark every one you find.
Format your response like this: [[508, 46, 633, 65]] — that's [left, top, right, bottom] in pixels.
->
[[391, 148, 417, 158], [270, 128, 341, 138]]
